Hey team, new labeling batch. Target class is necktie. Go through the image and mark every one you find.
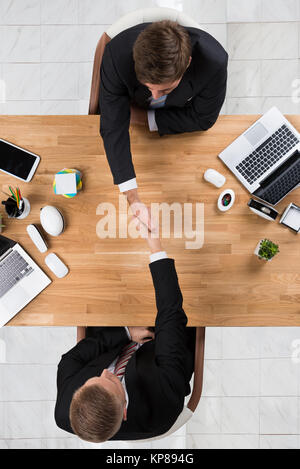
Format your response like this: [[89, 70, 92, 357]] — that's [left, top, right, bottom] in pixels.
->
[[114, 341, 137, 380]]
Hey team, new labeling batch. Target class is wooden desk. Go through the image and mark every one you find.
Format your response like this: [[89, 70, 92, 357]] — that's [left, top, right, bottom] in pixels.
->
[[1, 115, 300, 327]]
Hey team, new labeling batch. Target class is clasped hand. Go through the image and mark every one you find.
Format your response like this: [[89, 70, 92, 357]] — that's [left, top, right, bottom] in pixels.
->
[[128, 327, 155, 344]]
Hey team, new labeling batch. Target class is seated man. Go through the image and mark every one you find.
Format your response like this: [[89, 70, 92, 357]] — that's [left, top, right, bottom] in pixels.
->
[[54, 232, 195, 442], [100, 19, 228, 227]]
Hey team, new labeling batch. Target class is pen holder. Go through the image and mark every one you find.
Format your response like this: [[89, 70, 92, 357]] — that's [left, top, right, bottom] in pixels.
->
[[2, 197, 31, 219]]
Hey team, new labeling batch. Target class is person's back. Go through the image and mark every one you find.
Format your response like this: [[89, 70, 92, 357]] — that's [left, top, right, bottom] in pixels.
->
[[103, 22, 227, 112], [99, 20, 228, 233], [55, 233, 195, 442]]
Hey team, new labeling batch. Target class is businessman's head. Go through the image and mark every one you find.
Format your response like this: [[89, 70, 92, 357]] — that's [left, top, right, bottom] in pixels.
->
[[69, 369, 127, 442], [133, 20, 192, 100]]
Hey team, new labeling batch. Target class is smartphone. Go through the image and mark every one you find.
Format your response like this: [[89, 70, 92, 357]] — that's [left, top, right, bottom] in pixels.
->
[[0, 138, 40, 182]]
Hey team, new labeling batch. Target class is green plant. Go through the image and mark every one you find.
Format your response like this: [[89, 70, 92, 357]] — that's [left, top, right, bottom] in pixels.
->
[[258, 238, 279, 260]]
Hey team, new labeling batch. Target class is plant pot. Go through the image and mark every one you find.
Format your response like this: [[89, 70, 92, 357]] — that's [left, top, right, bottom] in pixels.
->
[[254, 240, 272, 261]]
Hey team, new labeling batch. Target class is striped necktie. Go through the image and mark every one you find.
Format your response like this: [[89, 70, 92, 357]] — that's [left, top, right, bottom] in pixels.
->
[[114, 341, 137, 380]]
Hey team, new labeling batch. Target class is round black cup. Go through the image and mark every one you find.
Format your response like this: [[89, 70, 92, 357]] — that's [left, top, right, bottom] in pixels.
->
[[2, 197, 23, 218]]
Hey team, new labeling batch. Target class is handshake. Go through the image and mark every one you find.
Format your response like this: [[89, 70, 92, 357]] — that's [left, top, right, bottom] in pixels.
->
[[126, 188, 162, 254]]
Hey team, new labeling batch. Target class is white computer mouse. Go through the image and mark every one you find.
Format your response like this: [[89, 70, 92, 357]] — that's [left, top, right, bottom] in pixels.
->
[[204, 168, 226, 188], [40, 206, 65, 236], [45, 253, 69, 278]]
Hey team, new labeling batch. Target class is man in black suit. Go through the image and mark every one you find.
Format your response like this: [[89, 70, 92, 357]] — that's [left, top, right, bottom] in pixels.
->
[[100, 20, 228, 229], [54, 232, 195, 442]]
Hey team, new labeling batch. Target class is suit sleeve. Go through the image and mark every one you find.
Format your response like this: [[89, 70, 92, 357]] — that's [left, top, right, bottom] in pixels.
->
[[149, 258, 188, 399], [155, 61, 227, 135], [99, 43, 135, 185]]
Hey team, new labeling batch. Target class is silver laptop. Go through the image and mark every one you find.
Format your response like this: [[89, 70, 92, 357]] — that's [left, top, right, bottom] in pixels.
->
[[0, 234, 51, 327], [219, 107, 300, 205]]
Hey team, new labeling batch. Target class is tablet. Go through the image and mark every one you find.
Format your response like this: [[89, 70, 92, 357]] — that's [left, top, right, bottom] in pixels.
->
[[0, 138, 40, 182]]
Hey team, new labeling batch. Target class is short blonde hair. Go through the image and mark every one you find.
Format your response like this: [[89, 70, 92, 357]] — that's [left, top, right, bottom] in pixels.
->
[[69, 383, 123, 442]]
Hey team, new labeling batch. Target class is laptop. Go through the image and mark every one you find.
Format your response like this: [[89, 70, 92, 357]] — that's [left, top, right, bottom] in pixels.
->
[[0, 234, 51, 327], [218, 107, 300, 205]]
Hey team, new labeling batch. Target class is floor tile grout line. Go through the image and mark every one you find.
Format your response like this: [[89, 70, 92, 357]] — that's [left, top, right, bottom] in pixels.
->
[[258, 328, 262, 447], [2, 59, 300, 65], [220, 327, 223, 435], [185, 432, 300, 435], [2, 21, 300, 26], [39, 0, 42, 106], [0, 437, 78, 440], [199, 395, 299, 399]]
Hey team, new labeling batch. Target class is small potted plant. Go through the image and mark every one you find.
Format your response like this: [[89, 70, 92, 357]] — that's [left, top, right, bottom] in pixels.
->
[[254, 238, 279, 261]]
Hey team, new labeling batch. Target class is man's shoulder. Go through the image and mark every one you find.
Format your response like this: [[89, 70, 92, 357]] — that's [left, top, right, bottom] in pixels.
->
[[104, 23, 149, 78], [108, 22, 149, 55], [188, 26, 228, 69]]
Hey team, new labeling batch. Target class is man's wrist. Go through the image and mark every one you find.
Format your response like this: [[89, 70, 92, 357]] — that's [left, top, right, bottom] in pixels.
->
[[118, 178, 137, 193], [147, 236, 163, 254], [125, 188, 140, 205], [149, 251, 168, 263]]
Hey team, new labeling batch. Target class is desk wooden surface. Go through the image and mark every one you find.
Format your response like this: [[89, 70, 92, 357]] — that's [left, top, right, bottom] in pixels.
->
[[0, 115, 300, 327]]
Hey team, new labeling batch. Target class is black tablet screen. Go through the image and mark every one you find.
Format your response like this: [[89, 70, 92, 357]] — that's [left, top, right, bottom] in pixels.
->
[[0, 140, 37, 180]]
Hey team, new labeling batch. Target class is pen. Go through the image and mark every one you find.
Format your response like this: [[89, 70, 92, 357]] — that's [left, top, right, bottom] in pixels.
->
[[9, 186, 16, 201]]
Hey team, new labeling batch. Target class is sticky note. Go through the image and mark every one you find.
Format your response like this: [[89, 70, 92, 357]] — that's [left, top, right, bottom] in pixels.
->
[[55, 173, 77, 195]]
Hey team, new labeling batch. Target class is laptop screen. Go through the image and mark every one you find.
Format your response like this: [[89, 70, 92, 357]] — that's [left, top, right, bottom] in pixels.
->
[[0, 235, 15, 257]]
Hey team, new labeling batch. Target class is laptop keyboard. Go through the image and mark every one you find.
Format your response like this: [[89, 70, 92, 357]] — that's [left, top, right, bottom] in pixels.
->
[[0, 250, 33, 298], [236, 124, 299, 185], [254, 154, 300, 205]]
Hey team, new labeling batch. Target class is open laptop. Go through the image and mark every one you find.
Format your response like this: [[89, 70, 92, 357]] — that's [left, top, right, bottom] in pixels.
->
[[0, 234, 51, 327], [218, 107, 300, 205]]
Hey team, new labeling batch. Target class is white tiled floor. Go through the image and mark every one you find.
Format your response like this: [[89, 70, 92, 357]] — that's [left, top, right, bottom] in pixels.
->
[[186, 328, 300, 449], [0, 0, 300, 449], [0, 326, 299, 449]]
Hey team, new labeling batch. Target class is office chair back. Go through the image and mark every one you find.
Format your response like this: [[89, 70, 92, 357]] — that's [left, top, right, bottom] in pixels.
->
[[77, 325, 206, 441], [88, 7, 200, 115], [130, 327, 205, 443]]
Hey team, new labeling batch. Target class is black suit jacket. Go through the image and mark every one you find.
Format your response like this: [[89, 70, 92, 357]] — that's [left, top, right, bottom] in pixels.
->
[[54, 259, 195, 440], [99, 23, 228, 185]]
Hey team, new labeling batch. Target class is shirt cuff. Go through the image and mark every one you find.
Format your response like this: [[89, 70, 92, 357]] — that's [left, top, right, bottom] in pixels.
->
[[149, 251, 168, 263], [147, 110, 158, 132], [125, 327, 131, 340], [118, 178, 138, 192]]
